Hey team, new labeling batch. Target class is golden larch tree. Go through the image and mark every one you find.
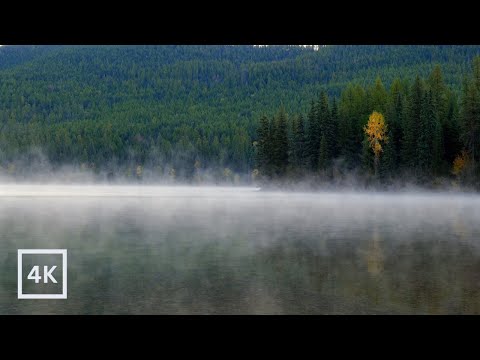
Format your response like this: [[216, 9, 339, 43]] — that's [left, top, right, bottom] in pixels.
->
[[364, 111, 388, 177], [452, 150, 470, 177]]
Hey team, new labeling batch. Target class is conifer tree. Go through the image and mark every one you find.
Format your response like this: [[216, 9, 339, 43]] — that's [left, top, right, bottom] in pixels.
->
[[432, 115, 444, 175], [443, 92, 461, 166], [379, 127, 396, 181], [369, 77, 388, 114], [318, 91, 333, 168], [428, 65, 448, 124], [402, 75, 424, 169], [292, 114, 306, 171], [460, 80, 480, 165], [338, 84, 365, 168], [256, 115, 272, 178], [385, 78, 404, 173], [473, 56, 480, 90], [318, 134, 328, 171], [306, 100, 320, 171], [417, 91, 435, 175], [272, 108, 289, 177], [330, 97, 340, 157]]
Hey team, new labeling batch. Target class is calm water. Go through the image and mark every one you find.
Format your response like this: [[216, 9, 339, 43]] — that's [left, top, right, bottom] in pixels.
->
[[1, 185, 480, 314]]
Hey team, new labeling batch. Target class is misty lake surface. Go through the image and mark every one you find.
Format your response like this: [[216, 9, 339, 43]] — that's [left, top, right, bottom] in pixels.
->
[[1, 185, 480, 314]]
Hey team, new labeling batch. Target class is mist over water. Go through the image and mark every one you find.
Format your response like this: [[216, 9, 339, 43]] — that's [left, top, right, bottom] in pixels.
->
[[1, 185, 480, 314]]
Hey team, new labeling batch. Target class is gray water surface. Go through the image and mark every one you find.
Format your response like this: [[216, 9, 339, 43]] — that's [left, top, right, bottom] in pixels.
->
[[1, 185, 480, 314]]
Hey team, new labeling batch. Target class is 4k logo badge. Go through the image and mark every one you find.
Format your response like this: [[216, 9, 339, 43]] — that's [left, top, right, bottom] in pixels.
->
[[18, 249, 67, 299]]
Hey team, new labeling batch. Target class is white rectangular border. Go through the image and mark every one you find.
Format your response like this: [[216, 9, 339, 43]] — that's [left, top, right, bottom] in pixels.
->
[[18, 249, 67, 299]]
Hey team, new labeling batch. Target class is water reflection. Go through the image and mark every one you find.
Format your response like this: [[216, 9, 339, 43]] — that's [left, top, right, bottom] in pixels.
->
[[1, 187, 480, 314]]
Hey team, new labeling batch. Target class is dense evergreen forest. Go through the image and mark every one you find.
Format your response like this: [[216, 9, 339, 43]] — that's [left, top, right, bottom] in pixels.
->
[[256, 59, 480, 189], [0, 45, 479, 186]]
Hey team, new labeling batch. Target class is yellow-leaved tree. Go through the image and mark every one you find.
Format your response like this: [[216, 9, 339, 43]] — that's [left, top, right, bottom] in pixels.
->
[[364, 111, 388, 177], [452, 150, 470, 177]]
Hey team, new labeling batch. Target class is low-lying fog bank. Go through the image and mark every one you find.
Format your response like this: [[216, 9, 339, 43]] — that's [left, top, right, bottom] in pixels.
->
[[2, 184, 480, 314]]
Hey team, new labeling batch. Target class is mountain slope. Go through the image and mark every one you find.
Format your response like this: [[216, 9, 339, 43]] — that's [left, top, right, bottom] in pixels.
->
[[0, 45, 479, 177]]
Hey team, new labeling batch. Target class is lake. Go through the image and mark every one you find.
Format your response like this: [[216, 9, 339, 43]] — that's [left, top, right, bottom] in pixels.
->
[[1, 185, 480, 314]]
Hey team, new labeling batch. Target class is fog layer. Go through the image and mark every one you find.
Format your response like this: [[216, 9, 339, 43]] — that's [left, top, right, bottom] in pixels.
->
[[1, 185, 480, 314]]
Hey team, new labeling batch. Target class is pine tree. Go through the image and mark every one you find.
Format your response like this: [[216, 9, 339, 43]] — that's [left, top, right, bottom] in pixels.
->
[[338, 84, 364, 169], [428, 65, 448, 124], [417, 91, 435, 175], [292, 114, 306, 171], [379, 127, 396, 181], [256, 115, 272, 178], [443, 91, 461, 166], [318, 91, 333, 168], [460, 80, 480, 165], [428, 65, 448, 173], [330, 97, 340, 157], [369, 76, 388, 114], [402, 75, 424, 169], [272, 108, 289, 177], [318, 133, 328, 171], [287, 115, 296, 171], [473, 56, 480, 90], [386, 79, 404, 173], [432, 115, 444, 175], [306, 100, 320, 170]]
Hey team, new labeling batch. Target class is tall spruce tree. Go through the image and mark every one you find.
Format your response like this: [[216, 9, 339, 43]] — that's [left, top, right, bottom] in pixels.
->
[[318, 91, 333, 169], [292, 114, 306, 171], [428, 65, 448, 124], [256, 115, 272, 178], [379, 128, 396, 180], [369, 77, 388, 114], [432, 113, 444, 175], [330, 97, 340, 157], [338, 84, 366, 169], [402, 75, 424, 169], [318, 134, 328, 171], [385, 78, 404, 174], [460, 80, 480, 165], [417, 91, 435, 175], [306, 100, 320, 170], [443, 91, 461, 166], [428, 65, 448, 172], [272, 107, 289, 177], [473, 56, 480, 90]]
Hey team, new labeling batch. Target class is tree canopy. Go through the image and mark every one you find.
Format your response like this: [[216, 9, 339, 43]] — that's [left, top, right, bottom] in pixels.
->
[[0, 45, 479, 185]]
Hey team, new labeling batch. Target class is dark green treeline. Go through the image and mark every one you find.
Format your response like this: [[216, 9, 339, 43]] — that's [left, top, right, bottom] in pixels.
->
[[256, 60, 480, 187], [1, 46, 480, 183]]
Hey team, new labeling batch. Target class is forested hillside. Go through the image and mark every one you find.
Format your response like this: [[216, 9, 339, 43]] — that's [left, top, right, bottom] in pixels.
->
[[0, 45, 479, 183], [257, 60, 480, 189]]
